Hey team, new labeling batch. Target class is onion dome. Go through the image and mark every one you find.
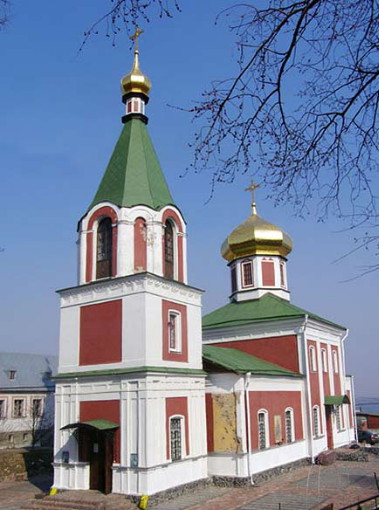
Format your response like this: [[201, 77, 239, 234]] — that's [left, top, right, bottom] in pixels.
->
[[221, 186, 293, 262], [121, 28, 151, 98]]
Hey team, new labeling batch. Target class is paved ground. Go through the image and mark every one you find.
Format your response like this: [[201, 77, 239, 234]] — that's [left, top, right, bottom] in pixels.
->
[[0, 455, 378, 510]]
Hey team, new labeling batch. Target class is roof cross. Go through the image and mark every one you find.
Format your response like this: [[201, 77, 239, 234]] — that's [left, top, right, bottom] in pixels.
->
[[130, 26, 144, 52], [245, 179, 260, 215]]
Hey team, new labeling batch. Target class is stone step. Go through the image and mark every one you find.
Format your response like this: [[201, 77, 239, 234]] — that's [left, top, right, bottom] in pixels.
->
[[20, 494, 137, 510], [20, 498, 104, 510]]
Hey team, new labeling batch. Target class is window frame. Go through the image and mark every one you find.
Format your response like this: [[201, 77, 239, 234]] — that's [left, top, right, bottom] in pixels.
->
[[32, 398, 43, 418], [13, 398, 25, 418], [257, 409, 269, 450], [309, 345, 317, 372], [321, 348, 328, 373], [285, 407, 295, 443], [169, 415, 185, 462], [313, 405, 320, 438], [279, 260, 286, 288], [96, 216, 113, 280], [241, 260, 254, 288], [168, 310, 182, 353], [164, 219, 176, 280], [0, 399, 6, 419], [333, 350, 339, 374]]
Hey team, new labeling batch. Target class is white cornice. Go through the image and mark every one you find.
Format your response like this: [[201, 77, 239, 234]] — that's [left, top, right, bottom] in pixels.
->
[[58, 273, 203, 308]]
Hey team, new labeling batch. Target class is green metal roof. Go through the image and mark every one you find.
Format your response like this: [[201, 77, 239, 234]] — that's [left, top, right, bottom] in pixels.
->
[[202, 293, 345, 330], [89, 118, 175, 211], [324, 395, 350, 405], [61, 419, 119, 431], [203, 344, 300, 376]]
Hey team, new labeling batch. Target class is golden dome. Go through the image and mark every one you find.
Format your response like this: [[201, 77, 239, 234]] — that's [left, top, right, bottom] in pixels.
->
[[121, 48, 152, 97], [221, 203, 293, 262]]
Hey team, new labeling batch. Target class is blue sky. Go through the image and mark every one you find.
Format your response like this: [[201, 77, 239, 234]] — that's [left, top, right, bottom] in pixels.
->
[[0, 1, 377, 399]]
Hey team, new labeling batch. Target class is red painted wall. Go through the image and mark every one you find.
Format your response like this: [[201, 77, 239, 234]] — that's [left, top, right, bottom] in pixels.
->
[[165, 397, 189, 459], [162, 299, 188, 362], [212, 335, 299, 373], [134, 217, 147, 272], [162, 209, 184, 283], [205, 393, 214, 453], [80, 300, 122, 365], [86, 206, 118, 282], [80, 400, 120, 463], [367, 414, 379, 429], [262, 260, 275, 286], [248, 391, 303, 449]]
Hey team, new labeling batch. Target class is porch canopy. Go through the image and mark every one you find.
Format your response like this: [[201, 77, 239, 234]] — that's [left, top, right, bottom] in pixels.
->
[[61, 419, 119, 431], [324, 395, 350, 406]]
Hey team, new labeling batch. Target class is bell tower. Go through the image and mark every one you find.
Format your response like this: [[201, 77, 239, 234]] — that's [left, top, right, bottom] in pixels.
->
[[54, 30, 207, 496]]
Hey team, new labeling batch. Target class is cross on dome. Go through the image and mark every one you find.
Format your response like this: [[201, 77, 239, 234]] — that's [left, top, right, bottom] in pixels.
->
[[245, 179, 260, 215], [130, 26, 144, 53]]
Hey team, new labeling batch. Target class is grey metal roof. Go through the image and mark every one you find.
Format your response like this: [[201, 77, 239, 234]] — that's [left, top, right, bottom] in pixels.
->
[[0, 353, 57, 391]]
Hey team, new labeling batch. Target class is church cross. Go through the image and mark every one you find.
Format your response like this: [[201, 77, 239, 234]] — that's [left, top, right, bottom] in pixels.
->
[[245, 179, 260, 214], [130, 26, 144, 52]]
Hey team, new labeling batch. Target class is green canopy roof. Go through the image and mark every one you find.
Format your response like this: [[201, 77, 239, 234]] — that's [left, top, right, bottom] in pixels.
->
[[324, 395, 350, 405], [61, 419, 119, 431], [203, 344, 300, 376], [89, 118, 175, 211], [203, 293, 344, 330]]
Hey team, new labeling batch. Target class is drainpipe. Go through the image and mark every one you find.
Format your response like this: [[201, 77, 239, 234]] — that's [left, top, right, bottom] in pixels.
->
[[244, 372, 253, 484], [301, 315, 315, 462]]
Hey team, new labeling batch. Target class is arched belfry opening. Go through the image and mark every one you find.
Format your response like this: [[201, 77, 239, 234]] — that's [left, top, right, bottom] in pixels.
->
[[164, 220, 174, 280], [96, 217, 113, 279]]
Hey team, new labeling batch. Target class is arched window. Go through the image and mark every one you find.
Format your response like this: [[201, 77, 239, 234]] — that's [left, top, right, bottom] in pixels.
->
[[96, 217, 112, 279], [309, 345, 317, 372], [285, 408, 294, 443], [333, 350, 339, 373], [164, 220, 174, 279], [258, 410, 269, 450]]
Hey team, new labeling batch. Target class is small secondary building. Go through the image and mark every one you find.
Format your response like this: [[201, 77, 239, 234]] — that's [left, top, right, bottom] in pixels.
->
[[53, 34, 356, 496], [0, 352, 57, 449]]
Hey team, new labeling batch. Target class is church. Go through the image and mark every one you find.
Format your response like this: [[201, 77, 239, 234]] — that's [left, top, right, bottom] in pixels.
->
[[52, 33, 356, 496]]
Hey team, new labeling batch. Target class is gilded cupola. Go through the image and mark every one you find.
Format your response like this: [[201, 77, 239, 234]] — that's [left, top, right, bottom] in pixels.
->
[[221, 183, 293, 262], [121, 27, 152, 98]]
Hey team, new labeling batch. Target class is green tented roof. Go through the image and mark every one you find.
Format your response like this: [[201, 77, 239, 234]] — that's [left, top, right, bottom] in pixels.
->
[[203, 345, 300, 376], [61, 419, 119, 431], [89, 118, 175, 211], [202, 293, 344, 330], [324, 395, 350, 405]]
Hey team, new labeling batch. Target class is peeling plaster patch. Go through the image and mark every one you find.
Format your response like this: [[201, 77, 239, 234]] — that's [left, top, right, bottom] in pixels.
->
[[213, 393, 242, 453]]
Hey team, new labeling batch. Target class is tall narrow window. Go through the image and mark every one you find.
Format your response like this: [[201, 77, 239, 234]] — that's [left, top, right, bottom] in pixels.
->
[[313, 406, 320, 437], [168, 312, 181, 352], [170, 417, 182, 461], [321, 349, 327, 372], [164, 221, 174, 279], [336, 405, 342, 431], [96, 217, 113, 279], [258, 411, 268, 450], [309, 345, 317, 372], [231, 266, 237, 293], [242, 261, 253, 287], [333, 350, 339, 373], [280, 261, 286, 287], [285, 409, 294, 443]]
